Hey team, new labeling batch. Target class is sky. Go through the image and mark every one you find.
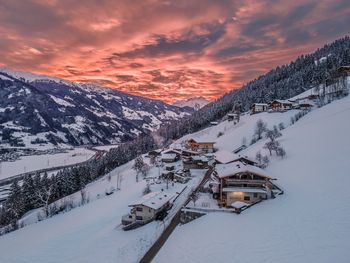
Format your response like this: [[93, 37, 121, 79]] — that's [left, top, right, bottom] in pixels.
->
[[0, 0, 350, 104]]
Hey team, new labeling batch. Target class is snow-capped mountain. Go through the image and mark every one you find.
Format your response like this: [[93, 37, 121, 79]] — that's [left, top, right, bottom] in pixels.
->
[[173, 96, 209, 110], [0, 69, 192, 148]]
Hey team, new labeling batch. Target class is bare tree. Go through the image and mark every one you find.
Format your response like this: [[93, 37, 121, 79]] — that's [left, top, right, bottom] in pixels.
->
[[255, 151, 263, 165], [277, 147, 286, 158], [262, 155, 270, 168], [278, 122, 285, 130], [36, 185, 53, 218], [254, 119, 267, 140], [116, 172, 123, 190]]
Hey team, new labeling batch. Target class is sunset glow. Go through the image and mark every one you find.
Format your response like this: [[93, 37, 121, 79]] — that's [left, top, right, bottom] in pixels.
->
[[1, 0, 350, 103]]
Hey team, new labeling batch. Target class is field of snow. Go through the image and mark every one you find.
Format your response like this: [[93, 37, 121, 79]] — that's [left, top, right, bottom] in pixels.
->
[[0, 155, 205, 262], [0, 148, 94, 180], [154, 95, 350, 263]]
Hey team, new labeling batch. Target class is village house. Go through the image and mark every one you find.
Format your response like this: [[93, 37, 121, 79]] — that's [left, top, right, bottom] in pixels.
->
[[181, 149, 200, 157], [227, 113, 239, 122], [212, 162, 281, 207], [161, 153, 178, 163], [214, 150, 258, 166], [297, 102, 313, 110], [186, 138, 215, 153], [269, 100, 293, 111], [148, 149, 162, 159], [121, 191, 174, 227], [251, 103, 268, 114], [182, 155, 209, 170]]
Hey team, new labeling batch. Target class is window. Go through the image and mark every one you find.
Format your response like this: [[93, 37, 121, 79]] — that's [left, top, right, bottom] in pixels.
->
[[136, 207, 143, 212], [136, 216, 143, 220], [253, 193, 258, 198], [244, 196, 250, 201]]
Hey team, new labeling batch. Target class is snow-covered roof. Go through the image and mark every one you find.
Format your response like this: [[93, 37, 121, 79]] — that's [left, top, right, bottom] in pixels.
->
[[192, 156, 209, 162], [222, 187, 267, 194], [231, 201, 249, 209], [188, 138, 216, 144], [215, 162, 273, 179], [271, 99, 293, 105], [214, 150, 240, 164], [162, 149, 181, 155], [161, 153, 177, 159], [129, 191, 174, 210], [182, 149, 199, 154], [252, 103, 268, 106]]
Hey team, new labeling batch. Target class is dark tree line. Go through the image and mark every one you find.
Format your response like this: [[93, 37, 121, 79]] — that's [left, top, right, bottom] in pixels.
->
[[0, 135, 156, 231], [155, 36, 350, 145]]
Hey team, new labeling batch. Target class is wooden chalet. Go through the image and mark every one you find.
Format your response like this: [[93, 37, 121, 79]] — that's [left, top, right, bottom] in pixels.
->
[[161, 153, 179, 163], [181, 149, 200, 157], [251, 103, 268, 114], [148, 149, 162, 158], [183, 156, 209, 170], [122, 192, 173, 227], [186, 138, 215, 153], [227, 113, 239, 122], [269, 100, 293, 111], [213, 162, 281, 207], [298, 102, 313, 110], [160, 149, 181, 163]]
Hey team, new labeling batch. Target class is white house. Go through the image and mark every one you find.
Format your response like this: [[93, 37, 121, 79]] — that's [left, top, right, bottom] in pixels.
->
[[122, 191, 174, 226]]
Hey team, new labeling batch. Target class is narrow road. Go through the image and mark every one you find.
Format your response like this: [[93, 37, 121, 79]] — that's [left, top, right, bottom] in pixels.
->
[[139, 167, 213, 263], [0, 148, 105, 199]]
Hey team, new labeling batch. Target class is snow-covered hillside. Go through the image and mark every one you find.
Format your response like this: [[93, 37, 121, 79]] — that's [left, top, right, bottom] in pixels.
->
[[0, 69, 191, 148], [0, 154, 206, 263], [154, 96, 350, 262], [173, 96, 209, 110]]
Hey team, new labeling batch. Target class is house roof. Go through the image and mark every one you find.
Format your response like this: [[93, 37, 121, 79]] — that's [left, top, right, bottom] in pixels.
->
[[252, 103, 268, 106], [187, 138, 216, 144], [182, 149, 199, 155], [222, 187, 267, 194], [214, 150, 240, 164], [192, 156, 209, 162], [215, 162, 273, 179], [162, 149, 181, 155], [161, 153, 177, 159], [270, 99, 293, 105], [129, 191, 174, 210]]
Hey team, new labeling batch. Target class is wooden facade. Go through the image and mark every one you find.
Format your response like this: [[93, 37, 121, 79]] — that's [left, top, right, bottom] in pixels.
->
[[251, 103, 268, 114], [186, 139, 215, 153], [270, 100, 293, 111], [214, 162, 279, 207]]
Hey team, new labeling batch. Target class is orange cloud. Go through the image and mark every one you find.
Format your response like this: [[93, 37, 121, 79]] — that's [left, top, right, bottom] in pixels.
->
[[0, 0, 349, 103]]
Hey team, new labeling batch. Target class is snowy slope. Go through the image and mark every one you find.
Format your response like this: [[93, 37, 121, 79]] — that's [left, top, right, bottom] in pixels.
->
[[154, 96, 350, 263], [173, 110, 299, 153], [0, 156, 205, 263], [173, 96, 210, 110]]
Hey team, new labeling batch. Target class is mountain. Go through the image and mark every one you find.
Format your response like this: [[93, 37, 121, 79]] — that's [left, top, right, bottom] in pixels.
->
[[0, 69, 192, 148], [156, 36, 350, 143], [173, 97, 210, 110]]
